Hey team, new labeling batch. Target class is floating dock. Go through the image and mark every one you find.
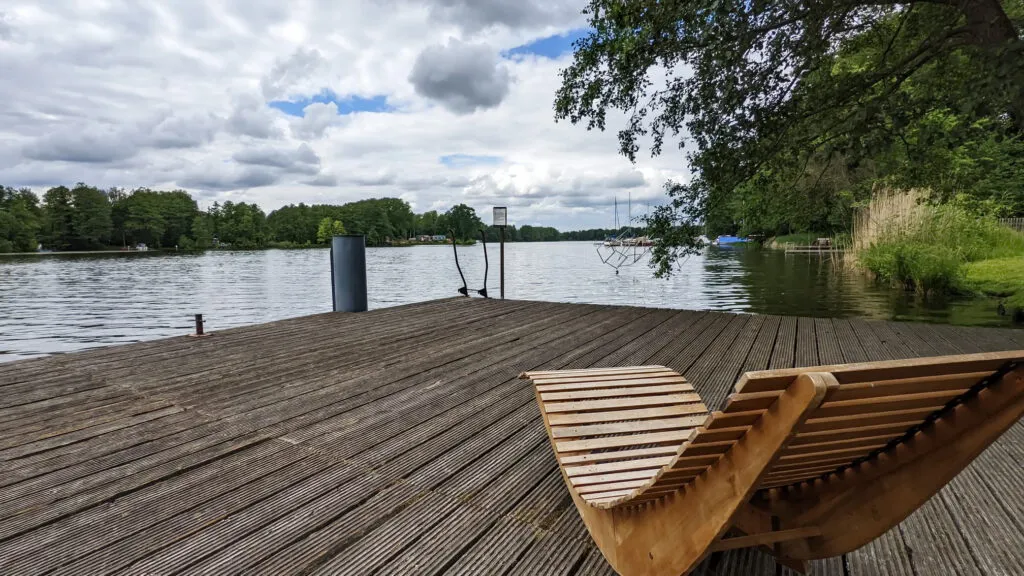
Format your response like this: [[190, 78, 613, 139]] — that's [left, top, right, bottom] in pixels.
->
[[1, 298, 1022, 575], [784, 246, 846, 254]]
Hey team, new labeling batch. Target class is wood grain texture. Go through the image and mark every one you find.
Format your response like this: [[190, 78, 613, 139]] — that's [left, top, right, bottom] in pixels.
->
[[1, 299, 1022, 576], [528, 343, 1024, 575]]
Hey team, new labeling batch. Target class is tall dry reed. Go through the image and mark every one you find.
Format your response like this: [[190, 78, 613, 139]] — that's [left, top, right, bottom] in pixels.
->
[[850, 187, 929, 254], [849, 186, 1024, 295]]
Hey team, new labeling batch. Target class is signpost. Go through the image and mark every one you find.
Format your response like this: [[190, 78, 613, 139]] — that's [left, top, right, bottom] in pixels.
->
[[493, 207, 507, 299]]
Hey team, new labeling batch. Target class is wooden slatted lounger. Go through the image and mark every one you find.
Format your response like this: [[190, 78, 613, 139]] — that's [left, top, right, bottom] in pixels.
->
[[521, 351, 1024, 576]]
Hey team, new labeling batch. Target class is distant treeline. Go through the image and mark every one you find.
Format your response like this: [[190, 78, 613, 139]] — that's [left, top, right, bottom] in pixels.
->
[[0, 183, 630, 252]]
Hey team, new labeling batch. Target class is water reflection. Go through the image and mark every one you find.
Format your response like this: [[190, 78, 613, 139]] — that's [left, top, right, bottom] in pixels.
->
[[0, 242, 1015, 362]]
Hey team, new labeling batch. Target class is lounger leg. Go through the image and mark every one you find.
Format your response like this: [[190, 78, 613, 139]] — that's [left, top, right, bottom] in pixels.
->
[[766, 366, 1024, 560], [774, 555, 808, 575], [771, 516, 809, 575], [562, 373, 836, 576], [706, 551, 724, 573]]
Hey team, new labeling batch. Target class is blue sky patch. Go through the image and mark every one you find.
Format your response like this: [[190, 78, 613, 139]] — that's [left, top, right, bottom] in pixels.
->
[[504, 28, 590, 59], [439, 154, 503, 168], [269, 90, 392, 117]]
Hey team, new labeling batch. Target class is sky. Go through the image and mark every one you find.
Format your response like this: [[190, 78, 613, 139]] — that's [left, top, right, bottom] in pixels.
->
[[0, 0, 690, 230]]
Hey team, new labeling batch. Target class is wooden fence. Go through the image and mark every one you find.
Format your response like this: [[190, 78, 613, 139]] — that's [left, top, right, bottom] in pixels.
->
[[998, 218, 1024, 232]]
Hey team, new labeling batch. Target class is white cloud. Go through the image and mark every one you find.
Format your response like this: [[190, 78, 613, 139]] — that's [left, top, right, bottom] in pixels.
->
[[227, 94, 285, 139], [0, 11, 13, 40], [291, 101, 342, 140], [22, 125, 137, 164], [0, 0, 691, 230], [233, 142, 321, 174], [260, 47, 325, 100], [421, 0, 584, 32], [409, 38, 511, 114], [21, 111, 222, 163]]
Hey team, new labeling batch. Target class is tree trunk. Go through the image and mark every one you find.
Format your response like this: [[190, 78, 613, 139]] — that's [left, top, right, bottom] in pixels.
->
[[959, 0, 1024, 129], [961, 0, 1018, 47]]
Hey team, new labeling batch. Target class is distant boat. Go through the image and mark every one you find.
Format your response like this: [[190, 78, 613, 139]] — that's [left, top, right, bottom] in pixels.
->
[[713, 235, 748, 246]]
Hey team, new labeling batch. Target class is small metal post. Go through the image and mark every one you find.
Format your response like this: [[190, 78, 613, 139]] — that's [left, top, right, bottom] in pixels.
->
[[493, 206, 507, 300], [194, 314, 204, 336]]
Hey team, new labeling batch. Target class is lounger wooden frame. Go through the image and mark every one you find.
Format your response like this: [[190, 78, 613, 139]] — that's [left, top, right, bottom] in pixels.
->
[[522, 351, 1024, 576]]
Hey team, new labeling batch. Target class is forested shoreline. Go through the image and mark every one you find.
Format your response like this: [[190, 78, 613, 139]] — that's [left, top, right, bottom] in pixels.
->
[[0, 184, 623, 253], [552, 0, 1023, 317], [557, 0, 1023, 278]]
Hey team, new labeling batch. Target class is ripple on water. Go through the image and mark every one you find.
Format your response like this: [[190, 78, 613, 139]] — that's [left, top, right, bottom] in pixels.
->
[[0, 243, 1017, 362]]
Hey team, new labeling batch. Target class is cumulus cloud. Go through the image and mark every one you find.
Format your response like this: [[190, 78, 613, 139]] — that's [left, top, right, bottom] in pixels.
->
[[22, 127, 136, 164], [424, 0, 584, 32], [227, 95, 285, 139], [608, 170, 646, 189], [232, 143, 321, 174], [0, 1, 688, 231], [409, 39, 511, 114], [261, 47, 324, 100], [304, 172, 338, 187], [179, 166, 281, 191], [148, 113, 221, 149], [347, 171, 397, 186], [292, 101, 341, 140], [462, 166, 660, 215], [21, 111, 220, 164], [0, 12, 12, 40]]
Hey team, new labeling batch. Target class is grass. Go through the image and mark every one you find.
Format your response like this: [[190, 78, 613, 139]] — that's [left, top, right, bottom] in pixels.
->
[[851, 188, 1024, 316], [963, 257, 1024, 311]]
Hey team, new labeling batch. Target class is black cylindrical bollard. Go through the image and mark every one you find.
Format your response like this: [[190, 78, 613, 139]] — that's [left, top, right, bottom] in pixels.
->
[[331, 235, 368, 312], [194, 314, 204, 336]]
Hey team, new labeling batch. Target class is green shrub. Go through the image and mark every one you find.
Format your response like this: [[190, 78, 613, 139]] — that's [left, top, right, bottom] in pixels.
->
[[919, 203, 1024, 262], [771, 232, 822, 246], [854, 189, 1024, 298], [177, 235, 196, 251], [860, 241, 962, 295]]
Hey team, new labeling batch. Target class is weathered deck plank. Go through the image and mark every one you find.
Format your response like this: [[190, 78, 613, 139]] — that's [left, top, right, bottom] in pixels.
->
[[0, 298, 1021, 576]]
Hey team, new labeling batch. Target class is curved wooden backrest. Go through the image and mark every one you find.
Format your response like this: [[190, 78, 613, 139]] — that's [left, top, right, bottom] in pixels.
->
[[522, 366, 711, 508], [729, 351, 1024, 489]]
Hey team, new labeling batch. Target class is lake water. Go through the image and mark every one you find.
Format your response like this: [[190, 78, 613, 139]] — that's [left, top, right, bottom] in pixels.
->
[[0, 242, 1015, 362]]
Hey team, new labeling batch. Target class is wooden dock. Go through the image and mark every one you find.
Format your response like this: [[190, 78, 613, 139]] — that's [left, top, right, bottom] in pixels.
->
[[784, 247, 846, 254], [1, 298, 1022, 575]]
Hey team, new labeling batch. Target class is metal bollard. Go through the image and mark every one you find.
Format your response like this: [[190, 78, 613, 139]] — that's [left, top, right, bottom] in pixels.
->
[[331, 235, 368, 312]]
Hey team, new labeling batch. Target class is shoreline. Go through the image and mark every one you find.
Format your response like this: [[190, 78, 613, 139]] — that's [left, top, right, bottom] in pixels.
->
[[0, 250, 159, 256], [0, 239, 534, 257]]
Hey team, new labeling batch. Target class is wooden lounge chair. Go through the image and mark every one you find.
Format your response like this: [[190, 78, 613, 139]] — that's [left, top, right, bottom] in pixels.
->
[[521, 351, 1024, 576]]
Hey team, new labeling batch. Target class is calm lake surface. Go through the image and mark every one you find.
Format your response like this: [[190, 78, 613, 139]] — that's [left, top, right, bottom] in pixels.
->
[[0, 242, 1016, 362]]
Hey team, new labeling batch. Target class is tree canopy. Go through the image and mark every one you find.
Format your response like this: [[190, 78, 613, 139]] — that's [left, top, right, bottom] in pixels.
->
[[2, 183, 621, 253], [0, 187, 42, 253], [316, 217, 347, 243], [443, 204, 485, 241], [556, 0, 1024, 276]]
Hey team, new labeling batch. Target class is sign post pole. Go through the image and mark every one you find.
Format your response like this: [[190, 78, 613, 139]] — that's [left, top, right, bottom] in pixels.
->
[[493, 207, 507, 300]]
